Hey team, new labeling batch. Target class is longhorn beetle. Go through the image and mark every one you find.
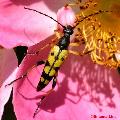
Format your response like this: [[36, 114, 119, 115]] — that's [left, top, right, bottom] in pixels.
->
[[24, 7, 77, 117], [7, 6, 111, 118]]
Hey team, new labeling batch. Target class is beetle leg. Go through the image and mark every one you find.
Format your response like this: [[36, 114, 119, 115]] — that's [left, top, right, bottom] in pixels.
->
[[33, 76, 57, 118], [68, 49, 93, 56], [69, 42, 81, 47], [26, 37, 57, 56], [5, 60, 45, 87]]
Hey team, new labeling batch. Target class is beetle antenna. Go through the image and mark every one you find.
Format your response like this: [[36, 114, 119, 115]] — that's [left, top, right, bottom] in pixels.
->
[[24, 7, 66, 29], [74, 10, 112, 28]]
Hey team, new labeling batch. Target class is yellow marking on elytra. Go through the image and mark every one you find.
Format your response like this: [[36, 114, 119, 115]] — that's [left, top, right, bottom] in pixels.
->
[[44, 66, 56, 76], [44, 46, 68, 77], [54, 60, 63, 67], [47, 45, 61, 66], [54, 50, 68, 67], [59, 50, 68, 60], [49, 68, 56, 76], [48, 56, 55, 66], [44, 80, 49, 85], [48, 47, 68, 67], [40, 77, 44, 82], [44, 66, 50, 74], [52, 46, 60, 56]]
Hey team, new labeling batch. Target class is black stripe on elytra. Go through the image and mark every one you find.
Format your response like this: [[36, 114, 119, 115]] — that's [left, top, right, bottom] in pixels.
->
[[45, 61, 50, 66], [37, 71, 53, 91], [54, 67, 60, 71], [41, 71, 53, 80]]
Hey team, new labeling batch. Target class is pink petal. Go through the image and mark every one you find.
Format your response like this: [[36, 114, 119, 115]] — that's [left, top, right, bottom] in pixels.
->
[[57, 6, 76, 30], [13, 41, 120, 119], [0, 48, 18, 119], [0, 0, 66, 48]]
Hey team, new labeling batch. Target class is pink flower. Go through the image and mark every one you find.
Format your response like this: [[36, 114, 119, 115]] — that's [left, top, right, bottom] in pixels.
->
[[0, 48, 18, 119], [0, 0, 120, 120]]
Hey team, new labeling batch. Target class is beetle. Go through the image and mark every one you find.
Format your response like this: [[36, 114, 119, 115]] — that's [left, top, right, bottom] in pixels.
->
[[24, 7, 76, 117]]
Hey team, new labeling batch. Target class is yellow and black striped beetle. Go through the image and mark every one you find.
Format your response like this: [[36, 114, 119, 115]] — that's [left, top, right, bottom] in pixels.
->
[[24, 7, 76, 117]]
